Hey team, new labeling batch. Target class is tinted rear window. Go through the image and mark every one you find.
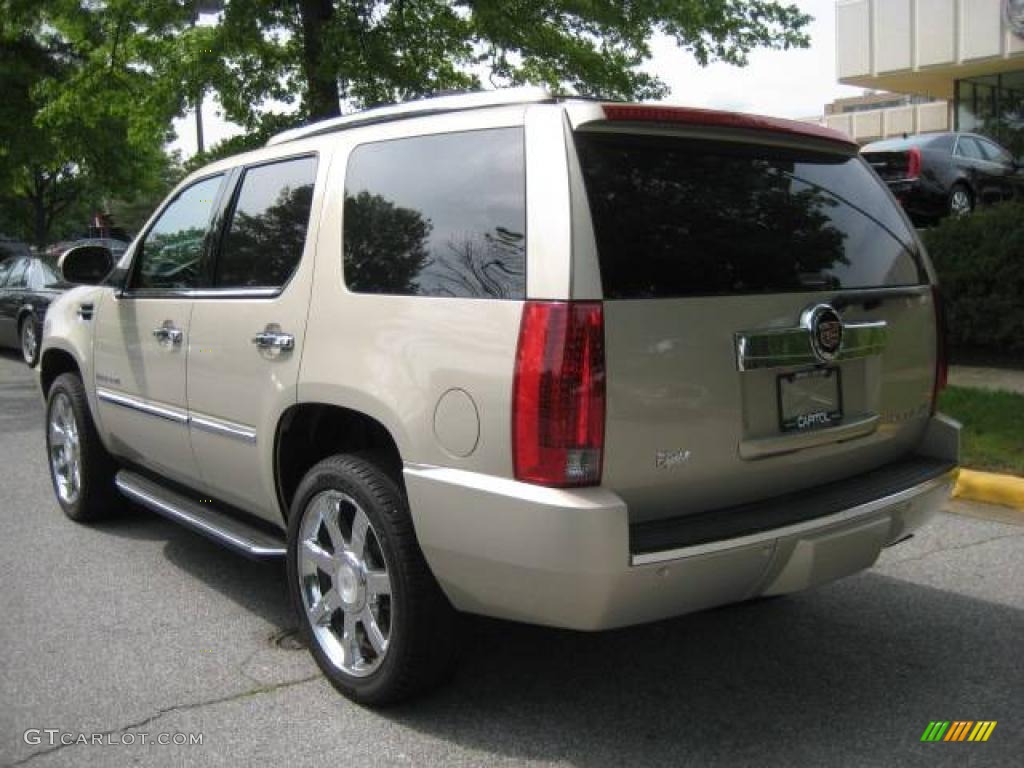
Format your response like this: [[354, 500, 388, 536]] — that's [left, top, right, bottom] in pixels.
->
[[863, 133, 952, 152], [575, 133, 925, 299]]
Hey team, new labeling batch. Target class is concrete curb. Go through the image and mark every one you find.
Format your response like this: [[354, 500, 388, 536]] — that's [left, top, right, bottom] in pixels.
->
[[953, 469, 1024, 511]]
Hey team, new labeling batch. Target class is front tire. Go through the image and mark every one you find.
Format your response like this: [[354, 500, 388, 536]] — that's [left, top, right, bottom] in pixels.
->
[[286, 454, 459, 706], [45, 373, 118, 521], [20, 316, 39, 367]]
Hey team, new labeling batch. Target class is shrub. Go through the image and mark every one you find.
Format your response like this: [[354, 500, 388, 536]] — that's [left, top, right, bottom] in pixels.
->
[[922, 202, 1024, 359]]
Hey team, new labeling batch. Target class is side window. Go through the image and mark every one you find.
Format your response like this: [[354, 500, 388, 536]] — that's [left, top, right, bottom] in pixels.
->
[[36, 259, 62, 288], [955, 137, 985, 160], [7, 259, 29, 289], [0, 257, 14, 286], [978, 139, 1012, 164], [343, 128, 526, 299], [132, 175, 224, 291], [215, 156, 317, 289]]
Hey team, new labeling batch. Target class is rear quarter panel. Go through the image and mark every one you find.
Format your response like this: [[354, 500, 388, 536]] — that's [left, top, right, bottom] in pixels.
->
[[299, 106, 563, 478]]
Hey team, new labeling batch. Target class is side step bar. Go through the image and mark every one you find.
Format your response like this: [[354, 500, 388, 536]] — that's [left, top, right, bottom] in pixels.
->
[[115, 471, 286, 559]]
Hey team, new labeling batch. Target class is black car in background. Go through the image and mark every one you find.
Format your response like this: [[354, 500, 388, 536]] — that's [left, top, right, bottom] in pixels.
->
[[0, 255, 71, 366], [861, 132, 1023, 225]]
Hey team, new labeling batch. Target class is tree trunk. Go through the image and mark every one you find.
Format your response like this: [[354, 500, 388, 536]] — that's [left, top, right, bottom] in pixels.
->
[[32, 195, 48, 248], [298, 0, 341, 120], [31, 171, 49, 248]]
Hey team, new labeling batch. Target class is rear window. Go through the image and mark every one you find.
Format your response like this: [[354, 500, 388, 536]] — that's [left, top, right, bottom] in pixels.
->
[[575, 133, 926, 300], [863, 133, 952, 152]]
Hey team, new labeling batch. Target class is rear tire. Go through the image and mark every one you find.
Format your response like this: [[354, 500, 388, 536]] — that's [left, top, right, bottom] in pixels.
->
[[20, 316, 39, 367], [286, 454, 459, 706], [45, 373, 119, 521], [948, 183, 973, 218]]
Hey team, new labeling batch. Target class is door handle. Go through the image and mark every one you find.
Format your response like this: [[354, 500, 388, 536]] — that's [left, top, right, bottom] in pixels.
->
[[152, 323, 183, 346], [252, 329, 295, 350]]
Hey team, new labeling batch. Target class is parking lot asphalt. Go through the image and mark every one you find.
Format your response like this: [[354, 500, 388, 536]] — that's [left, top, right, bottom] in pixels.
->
[[1, 350, 1021, 767]]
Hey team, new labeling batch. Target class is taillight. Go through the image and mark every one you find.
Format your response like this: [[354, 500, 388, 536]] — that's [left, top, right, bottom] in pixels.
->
[[931, 285, 948, 412], [513, 301, 605, 487], [907, 147, 922, 179]]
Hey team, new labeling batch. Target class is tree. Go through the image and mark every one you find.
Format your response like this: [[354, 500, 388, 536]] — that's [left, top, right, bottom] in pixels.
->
[[0, 1, 177, 245], [206, 0, 812, 127]]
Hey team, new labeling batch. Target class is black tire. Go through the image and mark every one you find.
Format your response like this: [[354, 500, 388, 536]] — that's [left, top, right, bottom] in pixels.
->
[[19, 315, 39, 367], [948, 183, 974, 218], [286, 454, 459, 706], [45, 372, 119, 521]]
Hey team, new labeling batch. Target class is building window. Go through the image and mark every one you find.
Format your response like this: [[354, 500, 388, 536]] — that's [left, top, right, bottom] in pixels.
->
[[956, 71, 1024, 157]]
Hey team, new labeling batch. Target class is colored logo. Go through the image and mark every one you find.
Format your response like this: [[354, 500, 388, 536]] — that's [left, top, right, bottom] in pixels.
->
[[920, 721, 997, 742], [801, 304, 844, 363]]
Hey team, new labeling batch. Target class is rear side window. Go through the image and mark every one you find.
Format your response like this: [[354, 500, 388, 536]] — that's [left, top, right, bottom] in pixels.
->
[[343, 128, 526, 298], [955, 137, 985, 160], [0, 257, 14, 286], [7, 259, 29, 289], [575, 134, 925, 299], [216, 156, 318, 289], [134, 175, 224, 291]]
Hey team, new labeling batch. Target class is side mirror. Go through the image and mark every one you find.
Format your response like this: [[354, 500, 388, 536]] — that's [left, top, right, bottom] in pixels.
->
[[58, 245, 114, 285]]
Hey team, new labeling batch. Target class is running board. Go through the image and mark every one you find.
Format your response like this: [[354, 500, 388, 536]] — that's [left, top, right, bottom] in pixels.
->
[[115, 471, 286, 559]]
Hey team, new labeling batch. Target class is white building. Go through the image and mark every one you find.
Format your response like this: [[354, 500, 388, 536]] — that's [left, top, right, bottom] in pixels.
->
[[833, 0, 1024, 151]]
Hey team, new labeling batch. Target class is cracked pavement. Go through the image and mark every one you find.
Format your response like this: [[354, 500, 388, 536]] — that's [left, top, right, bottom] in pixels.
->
[[1, 350, 1021, 767]]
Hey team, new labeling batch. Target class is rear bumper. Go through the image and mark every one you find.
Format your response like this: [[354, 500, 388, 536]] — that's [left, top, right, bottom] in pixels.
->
[[404, 415, 960, 631], [884, 178, 948, 220]]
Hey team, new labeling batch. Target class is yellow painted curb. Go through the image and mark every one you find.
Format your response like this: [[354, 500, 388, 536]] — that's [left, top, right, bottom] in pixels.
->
[[953, 469, 1024, 511]]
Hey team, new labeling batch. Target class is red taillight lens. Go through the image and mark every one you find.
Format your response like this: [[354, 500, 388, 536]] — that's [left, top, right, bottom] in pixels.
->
[[513, 301, 605, 487], [932, 285, 948, 412], [907, 147, 922, 179]]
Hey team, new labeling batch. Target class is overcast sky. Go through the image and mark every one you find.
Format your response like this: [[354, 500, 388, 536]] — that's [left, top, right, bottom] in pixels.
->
[[170, 0, 864, 157]]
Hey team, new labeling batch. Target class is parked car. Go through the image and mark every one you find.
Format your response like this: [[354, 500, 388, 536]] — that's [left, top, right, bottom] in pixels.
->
[[0, 255, 71, 366], [862, 132, 1024, 225], [38, 88, 960, 706]]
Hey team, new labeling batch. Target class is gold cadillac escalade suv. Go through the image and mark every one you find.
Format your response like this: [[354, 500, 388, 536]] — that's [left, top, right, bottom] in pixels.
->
[[38, 88, 960, 705]]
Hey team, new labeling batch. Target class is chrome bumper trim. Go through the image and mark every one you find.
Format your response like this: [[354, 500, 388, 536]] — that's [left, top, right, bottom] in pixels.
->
[[631, 468, 958, 566]]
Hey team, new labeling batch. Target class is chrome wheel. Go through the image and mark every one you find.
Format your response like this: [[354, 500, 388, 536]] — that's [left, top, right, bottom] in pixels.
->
[[297, 490, 393, 678], [48, 392, 81, 505], [950, 187, 972, 217], [21, 320, 38, 365]]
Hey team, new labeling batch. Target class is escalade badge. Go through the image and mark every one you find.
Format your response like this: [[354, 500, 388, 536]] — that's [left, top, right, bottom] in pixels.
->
[[803, 304, 844, 363]]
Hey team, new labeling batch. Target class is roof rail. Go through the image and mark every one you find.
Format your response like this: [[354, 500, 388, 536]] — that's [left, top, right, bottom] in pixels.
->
[[266, 86, 555, 146]]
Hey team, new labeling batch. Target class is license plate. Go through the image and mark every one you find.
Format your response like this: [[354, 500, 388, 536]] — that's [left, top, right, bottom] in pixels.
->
[[778, 368, 843, 432]]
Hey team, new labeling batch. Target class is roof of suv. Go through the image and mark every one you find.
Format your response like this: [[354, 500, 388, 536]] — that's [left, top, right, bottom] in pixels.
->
[[267, 86, 855, 150]]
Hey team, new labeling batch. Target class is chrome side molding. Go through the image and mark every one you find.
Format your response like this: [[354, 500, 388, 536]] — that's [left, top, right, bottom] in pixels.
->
[[97, 388, 188, 424], [190, 413, 258, 444], [115, 471, 285, 558], [97, 388, 257, 444], [736, 320, 887, 372]]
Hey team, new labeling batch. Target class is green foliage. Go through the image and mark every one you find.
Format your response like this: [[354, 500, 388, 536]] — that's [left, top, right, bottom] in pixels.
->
[[922, 202, 1024, 358], [207, 0, 812, 124], [938, 386, 1024, 476], [0, 0, 177, 245], [343, 191, 432, 293], [1, 0, 811, 245]]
